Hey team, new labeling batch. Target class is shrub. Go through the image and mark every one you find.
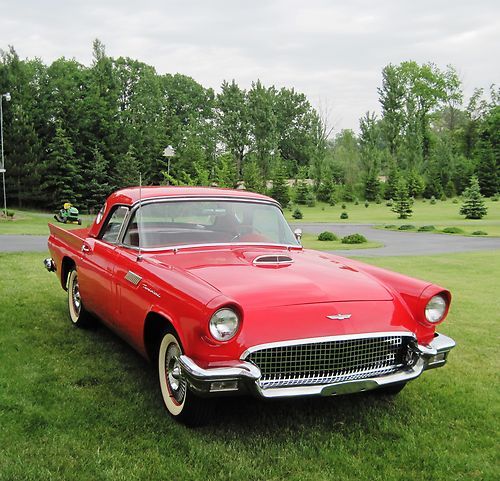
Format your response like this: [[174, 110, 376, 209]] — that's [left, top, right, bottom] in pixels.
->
[[318, 231, 337, 241], [384, 224, 397, 229], [341, 203, 347, 209], [491, 194, 499, 202], [341, 233, 367, 244], [418, 225, 436, 232], [6, 210, 15, 218], [398, 224, 415, 230], [386, 199, 393, 207], [442, 227, 464, 234], [375, 195, 382, 204], [364, 201, 369, 208], [452, 198, 459, 204], [430, 196, 437, 205], [472, 230, 488, 236], [340, 212, 349, 219], [354, 199, 359, 206], [440, 193, 447, 201], [292, 208, 303, 219]]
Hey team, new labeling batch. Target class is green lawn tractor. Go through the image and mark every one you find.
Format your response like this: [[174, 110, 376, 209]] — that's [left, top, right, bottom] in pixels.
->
[[54, 203, 82, 225]]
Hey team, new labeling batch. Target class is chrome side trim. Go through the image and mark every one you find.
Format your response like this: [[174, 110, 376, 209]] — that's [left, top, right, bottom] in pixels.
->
[[240, 331, 415, 359]]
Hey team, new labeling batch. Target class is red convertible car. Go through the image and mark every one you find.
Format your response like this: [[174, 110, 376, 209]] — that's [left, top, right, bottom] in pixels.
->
[[45, 187, 455, 425]]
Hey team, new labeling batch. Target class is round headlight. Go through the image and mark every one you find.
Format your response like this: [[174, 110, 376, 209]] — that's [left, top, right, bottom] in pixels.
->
[[209, 308, 240, 341], [425, 295, 447, 323]]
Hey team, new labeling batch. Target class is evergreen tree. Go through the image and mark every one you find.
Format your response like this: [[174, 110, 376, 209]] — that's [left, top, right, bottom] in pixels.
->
[[364, 169, 380, 201], [242, 160, 265, 193], [214, 153, 237, 188], [40, 124, 81, 209], [270, 159, 290, 205], [85, 147, 110, 212], [316, 178, 334, 202], [460, 176, 488, 219], [295, 167, 310, 204], [115, 145, 141, 187], [385, 162, 400, 199], [391, 178, 413, 219], [406, 169, 425, 198]]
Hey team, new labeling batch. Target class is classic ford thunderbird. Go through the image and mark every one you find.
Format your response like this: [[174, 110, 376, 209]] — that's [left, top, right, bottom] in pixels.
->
[[45, 187, 455, 425]]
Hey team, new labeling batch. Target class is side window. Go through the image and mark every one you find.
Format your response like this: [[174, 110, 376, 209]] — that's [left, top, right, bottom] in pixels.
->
[[100, 206, 129, 244]]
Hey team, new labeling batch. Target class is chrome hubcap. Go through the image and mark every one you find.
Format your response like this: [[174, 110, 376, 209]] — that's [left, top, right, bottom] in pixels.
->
[[72, 275, 81, 315], [165, 343, 186, 404]]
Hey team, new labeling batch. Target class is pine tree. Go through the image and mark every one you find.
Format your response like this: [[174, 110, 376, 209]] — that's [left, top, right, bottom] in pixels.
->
[[391, 178, 413, 219], [460, 176, 488, 219], [214, 153, 237, 188], [115, 146, 141, 187], [85, 148, 110, 213], [295, 167, 309, 204], [270, 159, 290, 206], [364, 170, 380, 201], [316, 178, 334, 202], [406, 169, 425, 198], [40, 124, 82, 209], [242, 160, 265, 193]]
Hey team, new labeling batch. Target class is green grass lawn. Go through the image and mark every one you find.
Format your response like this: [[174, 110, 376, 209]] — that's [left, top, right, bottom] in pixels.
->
[[285, 198, 500, 232], [0, 210, 94, 235], [0, 251, 498, 480]]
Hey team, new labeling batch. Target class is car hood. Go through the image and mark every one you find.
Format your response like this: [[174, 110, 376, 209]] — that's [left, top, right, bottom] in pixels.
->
[[149, 247, 393, 308]]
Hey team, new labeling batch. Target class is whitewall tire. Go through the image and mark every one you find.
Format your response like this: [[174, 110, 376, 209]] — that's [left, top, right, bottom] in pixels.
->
[[67, 268, 92, 327]]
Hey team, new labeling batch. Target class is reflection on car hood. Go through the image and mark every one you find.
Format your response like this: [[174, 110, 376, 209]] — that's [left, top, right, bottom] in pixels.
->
[[149, 246, 393, 308]]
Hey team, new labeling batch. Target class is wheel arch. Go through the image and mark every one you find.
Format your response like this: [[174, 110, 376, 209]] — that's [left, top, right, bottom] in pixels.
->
[[61, 256, 76, 291], [143, 311, 185, 363]]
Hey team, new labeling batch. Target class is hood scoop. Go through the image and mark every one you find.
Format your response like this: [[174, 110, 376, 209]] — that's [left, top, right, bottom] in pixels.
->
[[253, 254, 294, 267]]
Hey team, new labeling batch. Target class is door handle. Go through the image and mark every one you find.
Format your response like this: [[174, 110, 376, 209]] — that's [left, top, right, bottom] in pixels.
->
[[81, 243, 91, 254]]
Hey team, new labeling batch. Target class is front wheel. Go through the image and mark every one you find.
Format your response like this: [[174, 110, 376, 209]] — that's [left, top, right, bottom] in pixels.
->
[[67, 268, 93, 327], [158, 332, 211, 426]]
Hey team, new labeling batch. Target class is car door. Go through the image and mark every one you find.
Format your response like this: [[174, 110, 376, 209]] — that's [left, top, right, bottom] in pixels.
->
[[77, 205, 129, 323]]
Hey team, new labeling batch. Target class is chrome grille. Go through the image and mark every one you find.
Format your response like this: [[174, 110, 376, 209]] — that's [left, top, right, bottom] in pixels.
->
[[244, 334, 412, 389]]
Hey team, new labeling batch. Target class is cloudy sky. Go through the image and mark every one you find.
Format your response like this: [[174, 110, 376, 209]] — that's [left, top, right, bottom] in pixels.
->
[[1, 0, 499, 131]]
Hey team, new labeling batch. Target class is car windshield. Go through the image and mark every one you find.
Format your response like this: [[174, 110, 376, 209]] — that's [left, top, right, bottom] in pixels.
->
[[122, 199, 299, 249]]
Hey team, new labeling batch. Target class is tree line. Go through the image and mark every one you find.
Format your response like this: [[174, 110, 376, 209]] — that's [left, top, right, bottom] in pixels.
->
[[0, 40, 498, 212]]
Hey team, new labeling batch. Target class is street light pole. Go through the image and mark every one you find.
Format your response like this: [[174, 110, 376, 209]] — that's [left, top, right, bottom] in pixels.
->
[[0, 92, 11, 218]]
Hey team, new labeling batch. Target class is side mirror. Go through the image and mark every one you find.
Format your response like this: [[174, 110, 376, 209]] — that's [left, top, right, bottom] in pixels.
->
[[294, 228, 302, 244]]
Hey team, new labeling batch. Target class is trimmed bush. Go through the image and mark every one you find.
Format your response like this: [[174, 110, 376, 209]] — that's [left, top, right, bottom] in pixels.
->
[[354, 199, 359, 205], [472, 230, 488, 236], [442, 227, 464, 234], [341, 233, 367, 244], [418, 225, 436, 232], [341, 203, 347, 209], [398, 224, 415, 230], [340, 212, 349, 219], [384, 224, 397, 229], [386, 199, 393, 207], [318, 231, 337, 241], [452, 198, 459, 204], [364, 201, 369, 208], [292, 208, 303, 219], [430, 196, 437, 205]]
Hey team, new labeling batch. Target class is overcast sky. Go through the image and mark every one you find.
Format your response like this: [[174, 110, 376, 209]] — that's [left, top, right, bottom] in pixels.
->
[[1, 0, 499, 132]]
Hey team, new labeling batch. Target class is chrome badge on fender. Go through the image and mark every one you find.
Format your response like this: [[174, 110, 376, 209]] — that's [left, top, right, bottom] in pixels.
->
[[326, 313, 352, 320]]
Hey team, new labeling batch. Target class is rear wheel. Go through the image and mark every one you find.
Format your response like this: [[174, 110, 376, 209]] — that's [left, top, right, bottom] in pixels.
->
[[158, 332, 211, 426], [67, 268, 93, 327]]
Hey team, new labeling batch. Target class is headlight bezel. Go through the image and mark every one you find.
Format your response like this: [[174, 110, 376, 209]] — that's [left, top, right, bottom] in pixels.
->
[[424, 294, 448, 324], [208, 307, 241, 342]]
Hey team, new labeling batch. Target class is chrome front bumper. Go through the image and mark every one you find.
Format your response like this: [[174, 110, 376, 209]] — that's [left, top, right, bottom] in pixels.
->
[[179, 332, 456, 399]]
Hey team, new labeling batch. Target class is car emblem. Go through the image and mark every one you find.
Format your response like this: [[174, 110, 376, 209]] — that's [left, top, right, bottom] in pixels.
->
[[326, 313, 352, 320]]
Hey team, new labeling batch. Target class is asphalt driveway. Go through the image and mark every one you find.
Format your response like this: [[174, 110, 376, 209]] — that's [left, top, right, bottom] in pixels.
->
[[1, 225, 500, 256]]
